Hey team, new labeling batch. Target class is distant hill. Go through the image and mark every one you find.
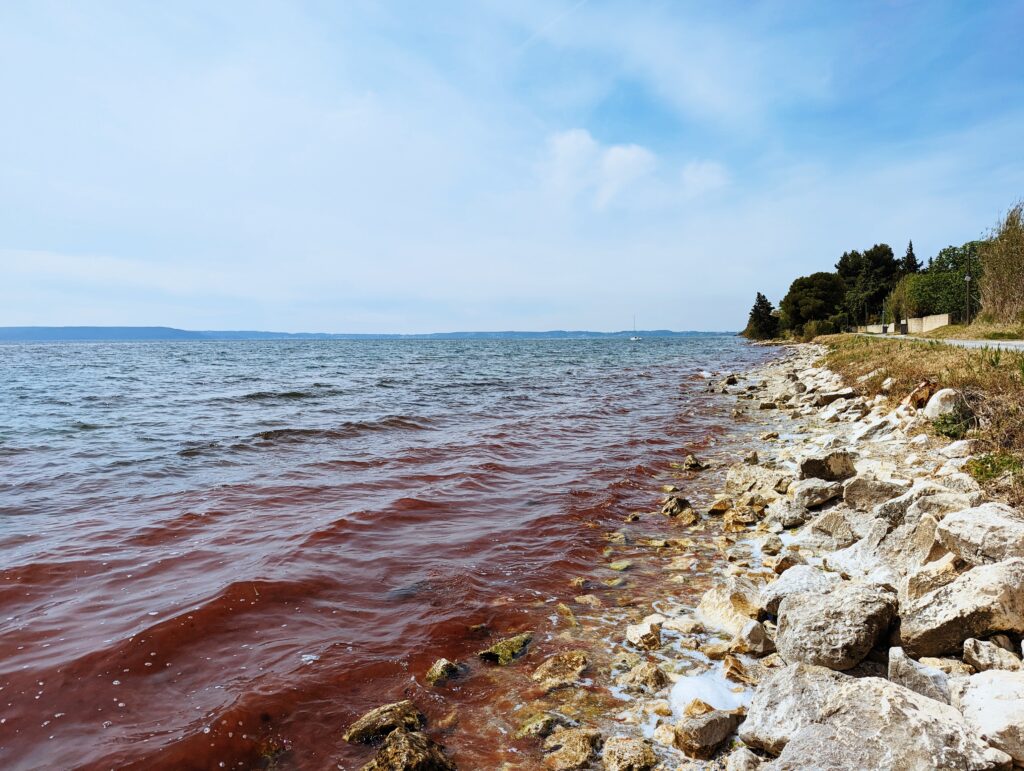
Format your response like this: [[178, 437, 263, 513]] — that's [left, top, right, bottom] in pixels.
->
[[0, 326, 735, 342]]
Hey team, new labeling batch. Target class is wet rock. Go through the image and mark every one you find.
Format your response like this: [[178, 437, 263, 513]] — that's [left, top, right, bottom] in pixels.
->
[[696, 575, 760, 636], [959, 669, 1024, 764], [617, 660, 669, 692], [425, 658, 460, 686], [761, 431, 779, 440], [478, 632, 533, 665], [626, 614, 665, 650], [673, 709, 743, 759], [743, 450, 760, 465], [723, 507, 759, 532], [344, 700, 426, 743], [936, 503, 1024, 566], [682, 454, 708, 471], [798, 450, 857, 482], [741, 663, 1006, 768], [708, 497, 733, 516], [361, 729, 456, 771], [888, 646, 951, 703], [762, 498, 810, 529], [898, 558, 1024, 656], [661, 494, 694, 518], [790, 478, 841, 509], [963, 638, 1022, 672], [761, 535, 783, 556], [842, 476, 910, 511], [542, 726, 601, 770], [600, 736, 658, 771], [759, 565, 841, 616], [775, 582, 896, 670], [531, 650, 589, 691], [574, 594, 602, 608], [923, 388, 967, 420], [514, 711, 567, 739]]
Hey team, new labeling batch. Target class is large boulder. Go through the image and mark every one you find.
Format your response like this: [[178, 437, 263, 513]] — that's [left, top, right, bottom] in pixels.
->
[[790, 478, 842, 509], [842, 476, 910, 512], [898, 558, 1024, 656], [741, 664, 1009, 768], [672, 709, 743, 759], [798, 450, 857, 481], [759, 565, 842, 616], [888, 646, 951, 703], [872, 482, 952, 526], [959, 670, 1024, 765], [696, 576, 760, 636], [923, 388, 967, 419], [936, 503, 1024, 566], [775, 583, 896, 670]]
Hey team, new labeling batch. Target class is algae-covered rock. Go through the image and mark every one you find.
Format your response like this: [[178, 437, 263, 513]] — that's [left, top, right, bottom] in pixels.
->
[[601, 736, 657, 770], [616, 660, 669, 692], [360, 729, 456, 771], [608, 560, 632, 571], [542, 726, 601, 769], [425, 658, 460, 685], [531, 650, 589, 691], [344, 700, 425, 743], [514, 711, 566, 739], [478, 632, 533, 665]]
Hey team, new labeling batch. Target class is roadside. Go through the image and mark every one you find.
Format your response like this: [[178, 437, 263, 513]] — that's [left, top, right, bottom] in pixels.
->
[[858, 333, 1024, 352]]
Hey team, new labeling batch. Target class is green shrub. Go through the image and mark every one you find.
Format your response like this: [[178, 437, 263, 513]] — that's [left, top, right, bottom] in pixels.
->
[[932, 405, 975, 439], [966, 453, 1024, 483]]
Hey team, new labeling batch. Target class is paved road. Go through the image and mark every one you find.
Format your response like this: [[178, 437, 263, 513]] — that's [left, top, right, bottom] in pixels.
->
[[861, 333, 1024, 351]]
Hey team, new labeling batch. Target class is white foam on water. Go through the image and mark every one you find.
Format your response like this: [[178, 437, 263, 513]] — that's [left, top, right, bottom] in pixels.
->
[[669, 666, 751, 716]]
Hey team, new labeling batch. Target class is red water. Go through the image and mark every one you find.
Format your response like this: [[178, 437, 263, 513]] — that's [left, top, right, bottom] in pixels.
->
[[0, 338, 773, 769]]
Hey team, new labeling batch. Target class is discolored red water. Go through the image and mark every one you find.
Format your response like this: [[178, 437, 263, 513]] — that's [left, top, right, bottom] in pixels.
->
[[0, 338, 774, 769]]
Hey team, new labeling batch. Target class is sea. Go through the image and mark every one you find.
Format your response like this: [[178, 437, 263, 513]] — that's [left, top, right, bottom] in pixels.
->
[[0, 337, 776, 769]]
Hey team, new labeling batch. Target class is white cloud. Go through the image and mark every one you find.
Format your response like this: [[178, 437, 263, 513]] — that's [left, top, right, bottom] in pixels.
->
[[680, 160, 730, 199], [543, 129, 656, 209]]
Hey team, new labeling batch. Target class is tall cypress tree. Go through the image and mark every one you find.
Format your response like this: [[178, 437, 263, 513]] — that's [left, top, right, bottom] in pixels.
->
[[742, 292, 779, 340], [901, 240, 921, 274]]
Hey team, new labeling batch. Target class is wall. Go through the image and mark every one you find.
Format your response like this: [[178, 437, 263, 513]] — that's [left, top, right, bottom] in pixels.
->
[[857, 313, 949, 335]]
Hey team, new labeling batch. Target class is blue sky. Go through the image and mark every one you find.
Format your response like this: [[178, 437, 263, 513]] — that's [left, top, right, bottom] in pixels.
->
[[2, 0, 1023, 332]]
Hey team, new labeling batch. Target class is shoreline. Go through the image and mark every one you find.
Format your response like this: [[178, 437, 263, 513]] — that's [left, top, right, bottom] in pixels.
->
[[344, 340, 1024, 769]]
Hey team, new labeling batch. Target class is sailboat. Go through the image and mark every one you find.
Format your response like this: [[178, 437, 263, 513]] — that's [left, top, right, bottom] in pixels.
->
[[630, 316, 642, 341]]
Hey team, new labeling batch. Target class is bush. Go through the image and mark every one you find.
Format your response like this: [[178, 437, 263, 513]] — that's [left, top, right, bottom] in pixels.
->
[[780, 272, 846, 334], [966, 452, 1024, 483], [801, 319, 836, 341], [979, 202, 1024, 324]]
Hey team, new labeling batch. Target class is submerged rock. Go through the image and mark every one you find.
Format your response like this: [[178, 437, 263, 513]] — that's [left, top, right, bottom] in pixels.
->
[[542, 726, 601, 770], [361, 729, 456, 771], [600, 736, 658, 771], [531, 650, 590, 691], [682, 454, 708, 471], [514, 711, 567, 740], [478, 632, 533, 665], [775, 582, 896, 670], [616, 660, 669, 692], [344, 700, 425, 743]]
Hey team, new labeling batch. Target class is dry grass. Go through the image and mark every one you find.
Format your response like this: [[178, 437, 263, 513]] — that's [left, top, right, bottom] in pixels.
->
[[816, 334, 1024, 505], [918, 322, 1024, 340]]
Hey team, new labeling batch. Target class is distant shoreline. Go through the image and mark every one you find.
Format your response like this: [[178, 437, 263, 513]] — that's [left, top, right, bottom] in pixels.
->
[[0, 326, 737, 342]]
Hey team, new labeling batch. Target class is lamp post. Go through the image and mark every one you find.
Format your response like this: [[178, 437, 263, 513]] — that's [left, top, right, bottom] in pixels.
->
[[965, 273, 972, 325]]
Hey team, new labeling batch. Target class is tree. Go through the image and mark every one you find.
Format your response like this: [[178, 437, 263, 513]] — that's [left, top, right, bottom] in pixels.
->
[[779, 272, 847, 334], [900, 240, 921, 274], [835, 243, 899, 323], [742, 292, 779, 340]]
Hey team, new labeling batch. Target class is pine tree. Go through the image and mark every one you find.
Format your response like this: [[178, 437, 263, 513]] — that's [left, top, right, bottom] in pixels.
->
[[901, 240, 921, 274], [742, 292, 779, 340]]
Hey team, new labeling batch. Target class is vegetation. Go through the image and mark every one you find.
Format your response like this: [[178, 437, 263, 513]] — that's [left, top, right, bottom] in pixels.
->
[[978, 202, 1024, 325], [820, 334, 1024, 504], [778, 272, 846, 335], [741, 292, 779, 340]]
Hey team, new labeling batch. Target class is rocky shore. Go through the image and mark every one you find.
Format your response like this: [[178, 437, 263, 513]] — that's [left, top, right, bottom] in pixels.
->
[[343, 343, 1024, 769]]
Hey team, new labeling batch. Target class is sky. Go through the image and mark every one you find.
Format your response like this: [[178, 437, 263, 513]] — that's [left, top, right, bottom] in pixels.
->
[[2, 1, 1023, 333]]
